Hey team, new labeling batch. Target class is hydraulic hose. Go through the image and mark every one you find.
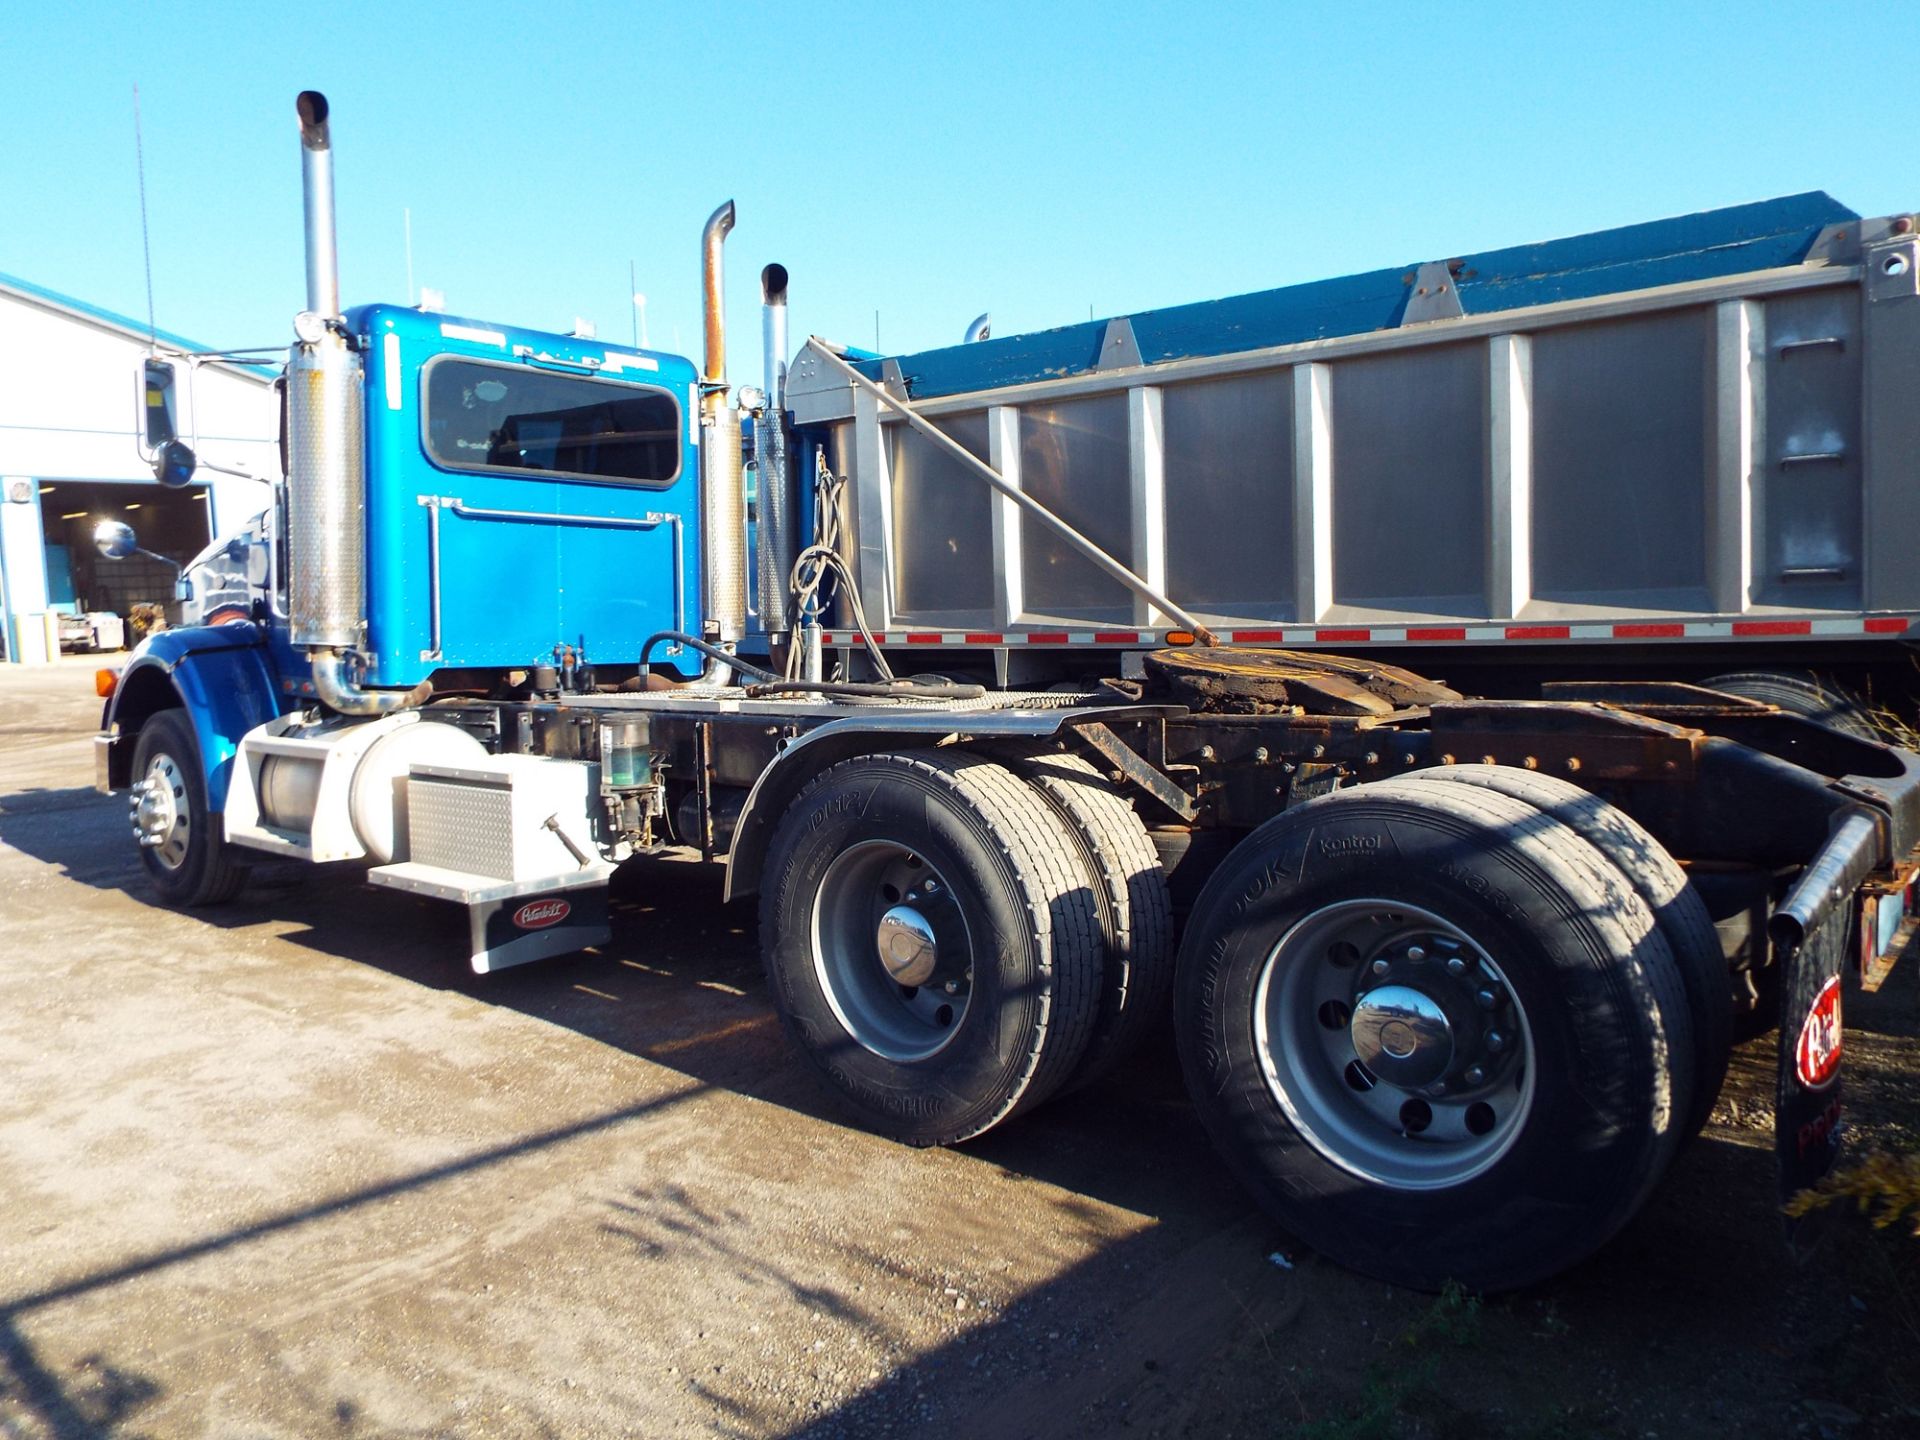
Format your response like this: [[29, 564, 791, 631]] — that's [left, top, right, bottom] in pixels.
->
[[640, 631, 778, 684]]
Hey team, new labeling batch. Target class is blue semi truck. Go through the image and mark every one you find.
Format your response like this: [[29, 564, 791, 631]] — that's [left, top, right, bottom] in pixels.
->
[[95, 91, 1920, 1290]]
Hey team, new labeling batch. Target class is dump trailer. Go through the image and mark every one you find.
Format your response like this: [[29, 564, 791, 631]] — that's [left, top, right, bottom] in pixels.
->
[[95, 92, 1920, 1291], [792, 189, 1920, 729]]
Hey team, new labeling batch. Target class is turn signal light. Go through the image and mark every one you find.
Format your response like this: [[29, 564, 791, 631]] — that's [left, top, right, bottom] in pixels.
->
[[1164, 630, 1197, 647], [95, 669, 119, 699]]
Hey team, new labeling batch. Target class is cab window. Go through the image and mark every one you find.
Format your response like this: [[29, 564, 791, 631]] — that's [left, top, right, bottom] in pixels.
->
[[422, 357, 681, 486]]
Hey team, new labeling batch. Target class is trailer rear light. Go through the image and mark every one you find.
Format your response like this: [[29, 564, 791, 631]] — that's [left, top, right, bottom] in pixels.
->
[[1164, 630, 1198, 647], [95, 669, 119, 699]]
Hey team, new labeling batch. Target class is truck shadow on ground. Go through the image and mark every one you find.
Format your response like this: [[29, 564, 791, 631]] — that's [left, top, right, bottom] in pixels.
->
[[190, 857, 1920, 1436], [6, 795, 1913, 1436]]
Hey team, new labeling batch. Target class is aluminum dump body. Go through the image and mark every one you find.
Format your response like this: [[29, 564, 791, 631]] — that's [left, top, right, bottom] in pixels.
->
[[786, 194, 1920, 651]]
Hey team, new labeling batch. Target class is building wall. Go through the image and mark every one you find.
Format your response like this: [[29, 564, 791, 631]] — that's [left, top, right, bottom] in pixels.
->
[[0, 286, 279, 656]]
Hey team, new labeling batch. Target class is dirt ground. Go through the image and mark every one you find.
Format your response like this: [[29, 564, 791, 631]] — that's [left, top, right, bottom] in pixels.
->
[[1, 657, 1918, 1440]]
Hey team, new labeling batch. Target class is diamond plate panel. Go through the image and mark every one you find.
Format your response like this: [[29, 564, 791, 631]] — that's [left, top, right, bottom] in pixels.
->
[[409, 774, 516, 879]]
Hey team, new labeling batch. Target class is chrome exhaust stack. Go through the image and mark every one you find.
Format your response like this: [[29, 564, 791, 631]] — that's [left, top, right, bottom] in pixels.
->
[[290, 91, 410, 715], [699, 201, 746, 683], [756, 262, 793, 642]]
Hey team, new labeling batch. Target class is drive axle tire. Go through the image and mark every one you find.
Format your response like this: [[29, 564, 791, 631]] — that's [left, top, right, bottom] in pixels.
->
[[1175, 781, 1694, 1292], [1014, 751, 1173, 1087], [129, 708, 248, 907], [758, 750, 1102, 1145], [1381, 767, 1730, 1143]]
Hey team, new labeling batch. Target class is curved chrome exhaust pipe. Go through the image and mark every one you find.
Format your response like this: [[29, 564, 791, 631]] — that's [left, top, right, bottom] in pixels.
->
[[312, 652, 432, 716], [698, 201, 745, 684], [964, 312, 992, 344], [701, 201, 735, 386], [292, 90, 415, 716]]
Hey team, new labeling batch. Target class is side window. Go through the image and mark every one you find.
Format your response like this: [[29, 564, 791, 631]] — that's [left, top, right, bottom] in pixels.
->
[[422, 358, 682, 486]]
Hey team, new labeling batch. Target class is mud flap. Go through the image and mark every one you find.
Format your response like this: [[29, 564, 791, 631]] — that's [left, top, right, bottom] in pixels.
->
[[1776, 902, 1848, 1252], [368, 860, 615, 974], [470, 885, 611, 974]]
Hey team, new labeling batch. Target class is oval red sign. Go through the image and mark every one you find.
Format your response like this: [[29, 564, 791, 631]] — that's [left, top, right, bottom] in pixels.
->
[[1795, 974, 1843, 1090], [514, 898, 572, 930]]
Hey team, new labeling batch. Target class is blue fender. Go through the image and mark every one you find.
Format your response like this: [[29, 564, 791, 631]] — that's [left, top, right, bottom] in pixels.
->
[[102, 625, 284, 810]]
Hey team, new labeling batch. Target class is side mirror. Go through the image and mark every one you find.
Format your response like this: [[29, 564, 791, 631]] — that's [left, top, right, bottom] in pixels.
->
[[94, 519, 139, 560], [142, 358, 180, 447], [154, 438, 198, 487]]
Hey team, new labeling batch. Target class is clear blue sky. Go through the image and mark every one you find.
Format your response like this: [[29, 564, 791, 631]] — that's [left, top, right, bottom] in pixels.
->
[[4, 1, 1916, 386]]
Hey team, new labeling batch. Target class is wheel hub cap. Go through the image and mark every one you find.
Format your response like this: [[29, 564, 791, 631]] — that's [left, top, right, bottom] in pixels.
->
[[876, 905, 938, 987], [1252, 898, 1536, 1191], [1350, 985, 1453, 1087], [131, 756, 190, 869], [812, 843, 973, 1063]]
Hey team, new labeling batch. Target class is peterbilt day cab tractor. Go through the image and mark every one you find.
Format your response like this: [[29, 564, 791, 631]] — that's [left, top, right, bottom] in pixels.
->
[[95, 92, 1920, 1290]]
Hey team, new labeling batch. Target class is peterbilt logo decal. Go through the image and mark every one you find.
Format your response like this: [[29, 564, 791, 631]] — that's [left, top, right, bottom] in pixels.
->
[[1795, 974, 1843, 1090], [514, 899, 572, 930]]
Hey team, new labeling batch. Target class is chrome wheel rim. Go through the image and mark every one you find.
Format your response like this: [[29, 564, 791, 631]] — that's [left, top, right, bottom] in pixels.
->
[[132, 752, 192, 872], [1253, 898, 1535, 1190], [812, 841, 974, 1062]]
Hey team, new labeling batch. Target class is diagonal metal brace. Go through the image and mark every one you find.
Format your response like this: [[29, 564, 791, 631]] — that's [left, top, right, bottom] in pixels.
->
[[1073, 721, 1198, 821], [803, 337, 1220, 645]]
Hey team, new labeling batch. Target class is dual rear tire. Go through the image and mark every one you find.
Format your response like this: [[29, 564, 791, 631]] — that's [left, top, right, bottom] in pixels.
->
[[759, 747, 1717, 1290], [1174, 772, 1718, 1291], [757, 749, 1170, 1146]]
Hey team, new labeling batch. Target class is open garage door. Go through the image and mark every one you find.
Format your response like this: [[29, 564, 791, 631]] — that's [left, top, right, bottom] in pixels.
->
[[38, 479, 213, 637]]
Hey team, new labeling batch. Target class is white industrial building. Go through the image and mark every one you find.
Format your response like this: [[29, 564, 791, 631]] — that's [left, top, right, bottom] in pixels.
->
[[0, 273, 279, 662]]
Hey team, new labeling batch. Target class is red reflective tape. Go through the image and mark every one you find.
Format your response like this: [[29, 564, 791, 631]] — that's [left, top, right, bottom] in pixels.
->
[[1505, 625, 1570, 640], [1093, 631, 1141, 644], [1230, 629, 1287, 643], [1406, 627, 1467, 642], [1027, 632, 1070, 644], [1733, 620, 1812, 636], [1315, 628, 1370, 643], [905, 632, 943, 644], [963, 632, 1004, 645], [1865, 617, 1910, 634], [1612, 623, 1685, 639]]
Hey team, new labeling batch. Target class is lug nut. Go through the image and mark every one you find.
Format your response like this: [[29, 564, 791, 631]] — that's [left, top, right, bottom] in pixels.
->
[[1476, 988, 1499, 1010], [1446, 956, 1468, 977], [1370, 958, 1392, 977], [943, 980, 960, 995], [1486, 1031, 1507, 1052], [1464, 1065, 1486, 1086], [1406, 945, 1426, 963], [923, 879, 940, 895]]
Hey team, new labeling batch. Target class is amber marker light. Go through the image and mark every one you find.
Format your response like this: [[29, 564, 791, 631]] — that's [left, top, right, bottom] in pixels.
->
[[95, 669, 119, 699], [1163, 630, 1198, 647]]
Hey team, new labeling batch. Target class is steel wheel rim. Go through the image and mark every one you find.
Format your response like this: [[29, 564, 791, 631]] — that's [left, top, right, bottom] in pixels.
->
[[1253, 898, 1536, 1190], [134, 752, 192, 872], [812, 840, 974, 1062]]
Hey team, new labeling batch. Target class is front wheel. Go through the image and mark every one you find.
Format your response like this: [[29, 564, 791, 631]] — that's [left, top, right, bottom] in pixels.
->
[[129, 709, 248, 907], [1176, 780, 1693, 1291]]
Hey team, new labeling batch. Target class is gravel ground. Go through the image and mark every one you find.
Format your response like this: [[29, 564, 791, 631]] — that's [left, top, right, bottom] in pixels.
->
[[0, 656, 1916, 1439]]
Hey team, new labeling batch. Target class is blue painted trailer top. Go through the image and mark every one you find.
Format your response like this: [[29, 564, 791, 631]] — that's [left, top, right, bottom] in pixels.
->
[[861, 192, 1858, 401]]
